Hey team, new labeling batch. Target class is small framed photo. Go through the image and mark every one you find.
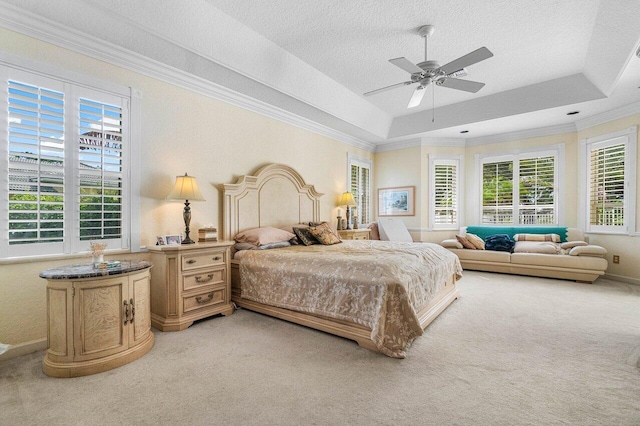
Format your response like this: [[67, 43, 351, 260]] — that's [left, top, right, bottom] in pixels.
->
[[378, 186, 415, 216], [165, 235, 182, 245], [156, 236, 166, 246]]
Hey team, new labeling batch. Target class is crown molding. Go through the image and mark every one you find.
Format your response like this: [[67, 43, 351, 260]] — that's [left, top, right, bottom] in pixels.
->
[[465, 123, 577, 146], [374, 138, 421, 153], [421, 137, 467, 147], [0, 2, 376, 152], [575, 100, 640, 131]]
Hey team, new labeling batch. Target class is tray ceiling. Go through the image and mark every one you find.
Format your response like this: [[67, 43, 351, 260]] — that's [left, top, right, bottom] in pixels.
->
[[3, 0, 640, 148]]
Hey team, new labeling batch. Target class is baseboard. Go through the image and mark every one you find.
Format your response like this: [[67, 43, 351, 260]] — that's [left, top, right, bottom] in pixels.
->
[[603, 273, 640, 286], [0, 338, 47, 362]]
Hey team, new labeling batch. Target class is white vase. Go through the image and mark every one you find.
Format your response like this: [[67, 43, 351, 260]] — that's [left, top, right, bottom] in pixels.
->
[[93, 254, 104, 267]]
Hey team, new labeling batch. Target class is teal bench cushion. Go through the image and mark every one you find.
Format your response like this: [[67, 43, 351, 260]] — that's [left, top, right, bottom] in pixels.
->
[[465, 226, 568, 242]]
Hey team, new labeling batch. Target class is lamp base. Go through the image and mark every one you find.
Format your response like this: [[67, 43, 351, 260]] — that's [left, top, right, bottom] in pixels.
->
[[181, 235, 196, 244]]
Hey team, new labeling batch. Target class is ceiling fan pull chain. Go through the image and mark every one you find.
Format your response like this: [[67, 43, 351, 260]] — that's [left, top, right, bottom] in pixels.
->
[[432, 85, 435, 123]]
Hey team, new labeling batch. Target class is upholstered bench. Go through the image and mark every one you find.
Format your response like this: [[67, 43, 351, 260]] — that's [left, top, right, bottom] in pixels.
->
[[441, 226, 608, 283]]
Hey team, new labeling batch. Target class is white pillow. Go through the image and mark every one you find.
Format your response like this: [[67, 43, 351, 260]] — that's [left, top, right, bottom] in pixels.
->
[[377, 218, 413, 242]]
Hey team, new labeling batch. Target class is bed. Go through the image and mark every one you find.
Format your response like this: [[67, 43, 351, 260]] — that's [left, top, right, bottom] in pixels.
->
[[222, 163, 462, 358]]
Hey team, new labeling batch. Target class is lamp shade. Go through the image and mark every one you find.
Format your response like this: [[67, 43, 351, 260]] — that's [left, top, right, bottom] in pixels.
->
[[339, 192, 356, 207], [166, 173, 205, 201]]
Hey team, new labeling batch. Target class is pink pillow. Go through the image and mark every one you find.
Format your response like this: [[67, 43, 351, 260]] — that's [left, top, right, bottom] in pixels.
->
[[367, 222, 381, 240], [234, 227, 295, 246]]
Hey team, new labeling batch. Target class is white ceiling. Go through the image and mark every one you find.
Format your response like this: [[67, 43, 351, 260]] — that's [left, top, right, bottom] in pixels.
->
[[3, 0, 640, 148]]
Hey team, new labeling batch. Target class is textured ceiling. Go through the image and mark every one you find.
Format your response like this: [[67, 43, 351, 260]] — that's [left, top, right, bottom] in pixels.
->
[[206, 0, 599, 116], [203, 0, 640, 140], [3, 0, 640, 146]]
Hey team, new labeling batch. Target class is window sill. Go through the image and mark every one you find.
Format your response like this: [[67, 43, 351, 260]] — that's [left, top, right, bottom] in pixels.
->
[[0, 248, 148, 266]]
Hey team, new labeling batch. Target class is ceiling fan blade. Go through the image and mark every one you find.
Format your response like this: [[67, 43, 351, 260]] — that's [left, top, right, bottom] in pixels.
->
[[389, 57, 424, 75], [438, 78, 485, 93], [364, 81, 413, 96], [407, 86, 427, 108], [439, 47, 493, 75]]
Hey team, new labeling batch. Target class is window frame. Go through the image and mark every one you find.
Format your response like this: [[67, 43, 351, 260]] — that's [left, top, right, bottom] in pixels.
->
[[428, 154, 462, 231], [0, 52, 141, 260], [347, 154, 372, 226], [578, 126, 637, 235], [475, 144, 565, 226]]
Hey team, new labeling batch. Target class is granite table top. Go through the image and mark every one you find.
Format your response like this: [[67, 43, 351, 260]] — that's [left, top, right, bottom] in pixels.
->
[[39, 259, 153, 280]]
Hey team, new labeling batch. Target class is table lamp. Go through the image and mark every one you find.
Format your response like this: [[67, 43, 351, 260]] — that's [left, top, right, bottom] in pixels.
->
[[166, 173, 205, 244], [339, 192, 357, 230]]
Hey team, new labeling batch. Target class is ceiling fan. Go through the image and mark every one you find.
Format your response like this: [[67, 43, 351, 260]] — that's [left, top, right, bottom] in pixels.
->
[[364, 25, 493, 109]]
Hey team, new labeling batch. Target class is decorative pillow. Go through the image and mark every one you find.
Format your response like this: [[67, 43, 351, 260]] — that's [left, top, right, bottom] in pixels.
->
[[569, 245, 607, 257], [309, 223, 342, 245], [234, 227, 295, 246], [367, 222, 381, 240], [484, 234, 515, 252], [513, 233, 561, 243], [456, 234, 476, 249], [441, 239, 464, 249], [234, 241, 291, 251], [513, 241, 561, 254], [560, 241, 588, 250], [466, 233, 485, 250], [293, 226, 320, 246]]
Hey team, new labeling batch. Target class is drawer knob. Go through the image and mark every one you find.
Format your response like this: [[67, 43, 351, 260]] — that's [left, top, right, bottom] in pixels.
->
[[195, 292, 214, 304], [212, 256, 221, 261], [186, 259, 197, 264], [195, 274, 214, 283]]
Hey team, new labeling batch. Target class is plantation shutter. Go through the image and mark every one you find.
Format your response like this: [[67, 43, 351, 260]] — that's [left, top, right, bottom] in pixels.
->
[[350, 163, 370, 224], [482, 161, 513, 224], [7, 79, 65, 252], [78, 98, 124, 242], [518, 155, 555, 224], [433, 163, 457, 226], [589, 142, 625, 229]]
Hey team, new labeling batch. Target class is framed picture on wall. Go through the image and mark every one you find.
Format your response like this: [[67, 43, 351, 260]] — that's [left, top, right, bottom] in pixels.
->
[[378, 186, 415, 216]]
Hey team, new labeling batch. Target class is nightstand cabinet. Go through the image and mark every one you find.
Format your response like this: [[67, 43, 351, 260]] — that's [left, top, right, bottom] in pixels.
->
[[338, 229, 371, 240], [149, 242, 234, 331]]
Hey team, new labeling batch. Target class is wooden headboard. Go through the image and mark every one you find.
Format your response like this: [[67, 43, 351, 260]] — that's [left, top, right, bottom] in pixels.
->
[[221, 164, 324, 241]]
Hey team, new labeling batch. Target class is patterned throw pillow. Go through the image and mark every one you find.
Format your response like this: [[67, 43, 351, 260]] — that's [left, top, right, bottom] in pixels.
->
[[309, 222, 341, 245], [513, 233, 561, 243], [455, 234, 476, 249], [465, 233, 485, 250], [293, 226, 319, 246]]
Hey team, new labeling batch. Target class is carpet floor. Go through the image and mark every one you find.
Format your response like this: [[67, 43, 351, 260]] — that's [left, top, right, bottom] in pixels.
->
[[1, 271, 639, 425]]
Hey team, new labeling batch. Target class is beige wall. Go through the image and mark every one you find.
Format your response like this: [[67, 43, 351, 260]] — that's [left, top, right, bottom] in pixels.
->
[[0, 29, 372, 348]]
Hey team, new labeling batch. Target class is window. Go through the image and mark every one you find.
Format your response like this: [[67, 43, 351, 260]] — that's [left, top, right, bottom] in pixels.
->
[[478, 147, 562, 226], [429, 155, 461, 230], [579, 127, 637, 234], [348, 155, 371, 225], [1, 63, 135, 259]]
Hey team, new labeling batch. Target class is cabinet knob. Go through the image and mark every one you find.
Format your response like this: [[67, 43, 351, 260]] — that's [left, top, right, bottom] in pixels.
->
[[212, 256, 221, 261], [186, 259, 197, 264]]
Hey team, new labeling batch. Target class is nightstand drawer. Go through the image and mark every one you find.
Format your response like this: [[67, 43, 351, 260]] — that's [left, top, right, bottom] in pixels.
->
[[183, 287, 226, 313], [181, 250, 226, 271], [183, 266, 226, 292], [353, 234, 369, 240]]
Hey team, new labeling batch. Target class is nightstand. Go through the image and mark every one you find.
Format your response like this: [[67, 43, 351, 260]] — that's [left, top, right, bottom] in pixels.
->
[[338, 228, 371, 240], [148, 241, 234, 331]]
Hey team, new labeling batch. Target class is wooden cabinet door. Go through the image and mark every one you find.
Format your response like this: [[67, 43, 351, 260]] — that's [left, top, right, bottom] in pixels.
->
[[73, 276, 129, 361], [128, 270, 151, 347]]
